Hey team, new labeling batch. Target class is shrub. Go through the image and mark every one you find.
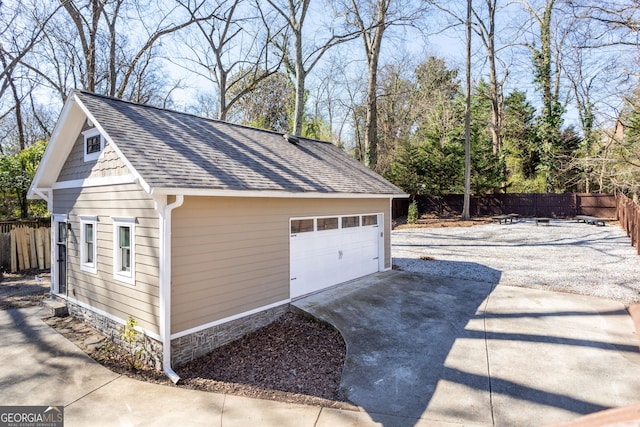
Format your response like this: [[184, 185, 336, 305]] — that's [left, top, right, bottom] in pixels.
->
[[119, 316, 145, 370], [407, 200, 419, 224]]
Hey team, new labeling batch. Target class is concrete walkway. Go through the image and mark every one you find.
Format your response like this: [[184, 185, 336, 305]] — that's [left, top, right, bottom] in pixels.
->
[[293, 270, 640, 426], [1, 272, 639, 426]]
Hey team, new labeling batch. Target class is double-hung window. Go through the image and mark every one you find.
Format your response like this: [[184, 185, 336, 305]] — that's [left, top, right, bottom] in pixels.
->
[[113, 218, 135, 284], [80, 216, 98, 274]]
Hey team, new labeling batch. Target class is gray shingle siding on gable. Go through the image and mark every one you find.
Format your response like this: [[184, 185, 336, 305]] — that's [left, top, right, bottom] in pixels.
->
[[74, 91, 404, 195], [57, 120, 131, 182]]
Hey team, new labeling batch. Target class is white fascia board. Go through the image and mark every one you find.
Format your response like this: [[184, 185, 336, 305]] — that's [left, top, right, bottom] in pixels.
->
[[151, 187, 408, 199], [28, 97, 83, 199], [73, 95, 152, 195], [52, 174, 138, 190]]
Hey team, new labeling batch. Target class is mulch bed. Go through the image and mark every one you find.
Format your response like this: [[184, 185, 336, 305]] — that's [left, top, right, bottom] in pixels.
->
[[176, 311, 349, 408]]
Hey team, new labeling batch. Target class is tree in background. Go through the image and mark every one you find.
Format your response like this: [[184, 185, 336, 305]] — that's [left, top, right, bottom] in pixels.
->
[[266, 0, 357, 136], [227, 71, 293, 132], [0, 140, 47, 218], [520, 0, 566, 192], [339, 0, 425, 171], [385, 58, 505, 196], [501, 89, 544, 192], [175, 0, 283, 121]]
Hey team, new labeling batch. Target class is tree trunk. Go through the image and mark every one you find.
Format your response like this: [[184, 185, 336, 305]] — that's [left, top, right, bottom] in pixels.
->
[[486, 0, 501, 154], [6, 62, 28, 218], [365, 9, 384, 170], [462, 0, 472, 221], [293, 24, 305, 136]]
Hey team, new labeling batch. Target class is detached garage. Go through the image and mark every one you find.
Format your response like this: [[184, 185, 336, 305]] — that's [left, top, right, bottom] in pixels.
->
[[28, 90, 406, 381]]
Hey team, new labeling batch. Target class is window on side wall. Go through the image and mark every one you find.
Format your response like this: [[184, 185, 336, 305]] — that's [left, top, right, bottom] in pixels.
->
[[113, 218, 135, 285], [80, 216, 98, 274], [83, 128, 104, 162]]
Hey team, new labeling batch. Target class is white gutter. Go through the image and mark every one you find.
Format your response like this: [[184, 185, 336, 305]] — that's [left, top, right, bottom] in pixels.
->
[[158, 195, 184, 383]]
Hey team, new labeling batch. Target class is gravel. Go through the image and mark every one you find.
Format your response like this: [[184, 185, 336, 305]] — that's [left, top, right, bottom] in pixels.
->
[[392, 219, 640, 304]]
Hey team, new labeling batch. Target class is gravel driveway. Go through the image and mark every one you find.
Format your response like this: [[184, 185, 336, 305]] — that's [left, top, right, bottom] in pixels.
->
[[392, 219, 640, 304]]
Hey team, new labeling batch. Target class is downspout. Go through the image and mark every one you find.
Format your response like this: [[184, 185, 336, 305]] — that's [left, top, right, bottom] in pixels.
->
[[159, 195, 184, 384]]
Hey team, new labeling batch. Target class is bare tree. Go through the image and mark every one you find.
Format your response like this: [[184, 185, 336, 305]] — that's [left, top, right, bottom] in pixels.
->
[[0, 0, 59, 156], [430, 0, 509, 155], [339, 0, 426, 169], [265, 0, 358, 135], [15, 0, 218, 104], [176, 0, 283, 120], [0, 0, 62, 99]]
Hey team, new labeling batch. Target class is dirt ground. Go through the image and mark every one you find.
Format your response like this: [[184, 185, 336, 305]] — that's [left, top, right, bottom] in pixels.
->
[[394, 214, 493, 229], [0, 271, 50, 310]]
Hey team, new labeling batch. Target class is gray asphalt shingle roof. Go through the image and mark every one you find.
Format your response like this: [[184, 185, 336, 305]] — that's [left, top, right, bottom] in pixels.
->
[[75, 91, 403, 195]]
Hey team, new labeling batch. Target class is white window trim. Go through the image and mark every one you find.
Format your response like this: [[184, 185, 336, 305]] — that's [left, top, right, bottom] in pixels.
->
[[112, 217, 136, 285], [83, 128, 104, 162], [80, 215, 98, 274]]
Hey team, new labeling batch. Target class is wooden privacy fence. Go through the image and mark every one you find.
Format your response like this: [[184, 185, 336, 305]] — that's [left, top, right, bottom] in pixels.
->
[[616, 194, 640, 256], [393, 193, 618, 219], [0, 220, 51, 272]]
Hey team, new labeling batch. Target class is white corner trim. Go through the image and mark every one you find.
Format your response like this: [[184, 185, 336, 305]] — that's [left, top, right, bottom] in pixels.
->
[[64, 296, 161, 341], [170, 299, 290, 340], [52, 174, 138, 190]]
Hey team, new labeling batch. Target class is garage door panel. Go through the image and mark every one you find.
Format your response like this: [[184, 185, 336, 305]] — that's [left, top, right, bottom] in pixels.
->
[[290, 214, 381, 299]]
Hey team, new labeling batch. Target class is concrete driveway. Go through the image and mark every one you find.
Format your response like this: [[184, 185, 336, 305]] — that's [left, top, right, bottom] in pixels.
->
[[293, 270, 640, 426]]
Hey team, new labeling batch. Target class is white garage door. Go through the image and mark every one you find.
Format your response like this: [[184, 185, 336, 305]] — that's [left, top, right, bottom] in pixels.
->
[[290, 213, 382, 299]]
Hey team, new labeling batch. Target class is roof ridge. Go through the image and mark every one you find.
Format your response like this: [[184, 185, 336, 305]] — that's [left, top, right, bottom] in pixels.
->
[[73, 89, 333, 146]]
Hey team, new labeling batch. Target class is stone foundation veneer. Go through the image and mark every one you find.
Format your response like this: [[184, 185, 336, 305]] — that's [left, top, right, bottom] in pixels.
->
[[61, 297, 164, 370], [171, 303, 290, 367], [57, 295, 290, 371]]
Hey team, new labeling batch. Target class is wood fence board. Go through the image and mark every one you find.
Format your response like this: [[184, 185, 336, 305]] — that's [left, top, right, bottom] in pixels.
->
[[36, 228, 45, 269], [29, 228, 37, 269], [44, 228, 51, 269], [10, 230, 17, 273]]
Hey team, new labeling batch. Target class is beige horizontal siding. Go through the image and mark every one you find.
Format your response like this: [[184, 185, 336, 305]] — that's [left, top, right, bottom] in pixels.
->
[[52, 183, 161, 334], [57, 121, 130, 182], [171, 196, 391, 334]]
